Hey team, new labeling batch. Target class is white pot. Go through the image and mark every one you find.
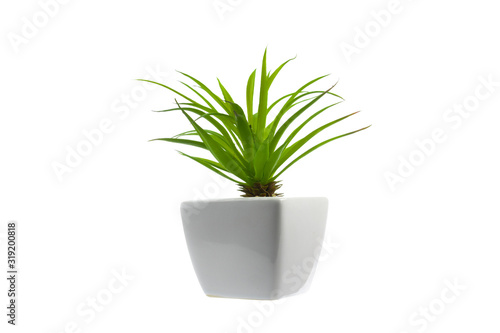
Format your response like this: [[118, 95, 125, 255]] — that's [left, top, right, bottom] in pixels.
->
[[180, 197, 328, 300]]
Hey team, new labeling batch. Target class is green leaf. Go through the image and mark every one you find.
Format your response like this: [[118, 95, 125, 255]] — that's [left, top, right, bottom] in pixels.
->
[[194, 112, 234, 122], [275, 111, 360, 172], [172, 129, 199, 138], [272, 125, 371, 179], [218, 79, 234, 103], [179, 102, 239, 136], [262, 143, 286, 181], [178, 71, 231, 114], [177, 151, 244, 184], [270, 83, 337, 151], [177, 100, 250, 182], [266, 75, 330, 142], [281, 101, 343, 149], [172, 129, 235, 153], [264, 119, 275, 138], [138, 79, 197, 105], [246, 69, 256, 126], [226, 101, 255, 162], [287, 91, 343, 111], [256, 48, 268, 142], [179, 81, 218, 112], [150, 138, 206, 150], [266, 90, 340, 115], [253, 139, 269, 181], [159, 104, 240, 156], [267, 55, 296, 88]]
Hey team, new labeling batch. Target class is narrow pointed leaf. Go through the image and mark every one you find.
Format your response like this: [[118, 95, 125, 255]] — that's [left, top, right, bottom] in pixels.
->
[[180, 81, 218, 111], [256, 49, 268, 141], [246, 69, 256, 125], [253, 139, 269, 181], [267, 56, 296, 87], [274, 111, 360, 172], [266, 75, 330, 142], [150, 138, 206, 149], [137, 79, 197, 105], [226, 101, 255, 162], [194, 112, 234, 122], [177, 101, 250, 181], [178, 71, 231, 114], [270, 83, 337, 151], [282, 101, 343, 149], [218, 79, 234, 103], [272, 126, 371, 179], [177, 151, 244, 184]]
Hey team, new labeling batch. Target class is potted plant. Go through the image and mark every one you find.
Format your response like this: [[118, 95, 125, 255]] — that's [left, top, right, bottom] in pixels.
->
[[142, 50, 369, 300]]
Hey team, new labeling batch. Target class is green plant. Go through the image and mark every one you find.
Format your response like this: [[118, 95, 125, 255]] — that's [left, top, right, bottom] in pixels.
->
[[141, 50, 370, 197]]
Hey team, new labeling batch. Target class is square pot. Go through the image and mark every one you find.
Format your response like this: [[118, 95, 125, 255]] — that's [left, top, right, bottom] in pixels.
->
[[181, 197, 328, 300]]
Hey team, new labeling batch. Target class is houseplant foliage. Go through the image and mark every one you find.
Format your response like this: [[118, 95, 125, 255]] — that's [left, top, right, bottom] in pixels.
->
[[141, 50, 369, 197]]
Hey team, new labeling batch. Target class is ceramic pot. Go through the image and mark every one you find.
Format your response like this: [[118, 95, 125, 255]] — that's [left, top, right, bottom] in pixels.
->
[[181, 197, 328, 300]]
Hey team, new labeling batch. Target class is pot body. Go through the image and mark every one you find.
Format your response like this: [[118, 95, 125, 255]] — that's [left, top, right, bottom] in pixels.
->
[[180, 197, 328, 300]]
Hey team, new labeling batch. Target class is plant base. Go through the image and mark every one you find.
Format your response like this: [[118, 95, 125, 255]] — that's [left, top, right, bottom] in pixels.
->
[[238, 181, 283, 197]]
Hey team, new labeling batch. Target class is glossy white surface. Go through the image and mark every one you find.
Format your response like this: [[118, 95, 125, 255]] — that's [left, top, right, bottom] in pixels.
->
[[181, 197, 328, 300]]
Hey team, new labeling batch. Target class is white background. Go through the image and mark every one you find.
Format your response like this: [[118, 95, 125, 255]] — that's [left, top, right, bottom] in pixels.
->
[[1, 0, 499, 332]]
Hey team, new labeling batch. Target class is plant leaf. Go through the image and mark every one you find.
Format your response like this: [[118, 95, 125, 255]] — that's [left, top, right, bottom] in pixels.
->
[[266, 75, 330, 143], [246, 69, 256, 126], [267, 55, 296, 88], [150, 138, 206, 150], [270, 83, 337, 151], [178, 71, 231, 114], [226, 101, 255, 162], [179, 81, 218, 112], [194, 112, 234, 122], [177, 100, 251, 182], [272, 125, 371, 179], [161, 104, 241, 157], [281, 101, 343, 149], [253, 139, 269, 181], [256, 48, 268, 142], [218, 79, 234, 103], [177, 151, 244, 184], [137, 79, 197, 105], [274, 111, 360, 172]]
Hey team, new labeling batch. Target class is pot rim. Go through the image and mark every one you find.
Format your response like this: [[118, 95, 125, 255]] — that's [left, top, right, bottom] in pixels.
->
[[181, 196, 328, 204]]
